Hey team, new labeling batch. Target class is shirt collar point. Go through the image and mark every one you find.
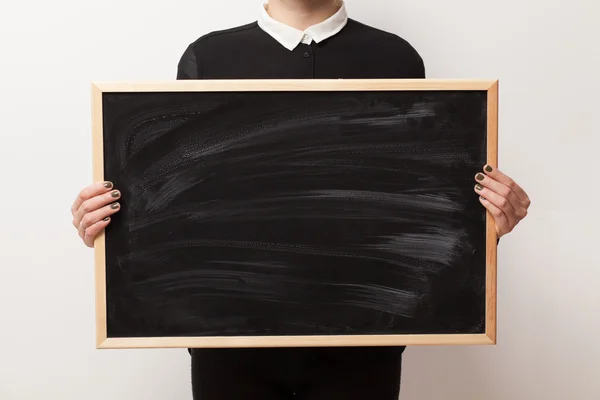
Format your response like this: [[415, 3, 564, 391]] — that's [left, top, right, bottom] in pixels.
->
[[258, 2, 348, 51]]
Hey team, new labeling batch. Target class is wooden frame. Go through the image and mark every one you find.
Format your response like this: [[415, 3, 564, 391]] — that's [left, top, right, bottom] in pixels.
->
[[91, 79, 498, 349]]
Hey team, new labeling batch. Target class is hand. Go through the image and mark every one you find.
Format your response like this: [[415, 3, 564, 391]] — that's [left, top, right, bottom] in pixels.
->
[[474, 165, 530, 238], [71, 181, 121, 247]]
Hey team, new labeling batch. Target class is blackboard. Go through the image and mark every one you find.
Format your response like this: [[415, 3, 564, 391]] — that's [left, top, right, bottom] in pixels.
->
[[91, 80, 498, 349]]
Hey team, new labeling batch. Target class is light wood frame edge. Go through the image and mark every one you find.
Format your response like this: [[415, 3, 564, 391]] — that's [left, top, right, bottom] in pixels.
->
[[91, 79, 497, 92], [91, 79, 499, 349], [97, 334, 494, 349], [91, 83, 108, 348], [485, 80, 499, 344]]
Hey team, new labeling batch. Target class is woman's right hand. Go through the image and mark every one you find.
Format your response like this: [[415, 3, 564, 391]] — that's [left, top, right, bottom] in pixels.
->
[[71, 181, 121, 247]]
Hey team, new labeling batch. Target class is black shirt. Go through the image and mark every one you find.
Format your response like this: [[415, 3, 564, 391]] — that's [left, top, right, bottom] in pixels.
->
[[176, 19, 425, 80], [177, 17, 425, 390]]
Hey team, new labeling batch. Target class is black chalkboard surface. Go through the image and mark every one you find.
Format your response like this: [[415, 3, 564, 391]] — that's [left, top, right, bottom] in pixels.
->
[[91, 80, 498, 349]]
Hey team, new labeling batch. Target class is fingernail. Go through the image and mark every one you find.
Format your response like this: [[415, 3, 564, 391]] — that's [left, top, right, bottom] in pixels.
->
[[103, 217, 110, 221], [476, 173, 485, 181], [475, 184, 483, 191], [484, 165, 493, 173], [480, 196, 486, 201], [104, 181, 113, 189], [111, 190, 120, 198], [111, 203, 120, 209]]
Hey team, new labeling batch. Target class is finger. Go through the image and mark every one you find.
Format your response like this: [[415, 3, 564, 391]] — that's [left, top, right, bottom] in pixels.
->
[[482, 165, 529, 203], [474, 171, 522, 212], [474, 183, 518, 227], [83, 216, 112, 248], [79, 202, 121, 231], [71, 181, 114, 216], [478, 195, 509, 236], [73, 189, 121, 228]]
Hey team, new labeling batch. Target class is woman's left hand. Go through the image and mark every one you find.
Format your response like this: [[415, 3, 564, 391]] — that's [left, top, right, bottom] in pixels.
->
[[473, 165, 531, 238]]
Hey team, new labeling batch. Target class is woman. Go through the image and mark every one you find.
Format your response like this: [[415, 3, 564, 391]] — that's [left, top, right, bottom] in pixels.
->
[[71, 1, 531, 399]]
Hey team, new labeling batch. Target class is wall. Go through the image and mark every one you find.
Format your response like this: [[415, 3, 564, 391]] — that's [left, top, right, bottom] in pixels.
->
[[0, 0, 598, 399]]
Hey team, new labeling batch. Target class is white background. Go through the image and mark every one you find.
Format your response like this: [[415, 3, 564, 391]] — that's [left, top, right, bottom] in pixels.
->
[[0, 0, 598, 399]]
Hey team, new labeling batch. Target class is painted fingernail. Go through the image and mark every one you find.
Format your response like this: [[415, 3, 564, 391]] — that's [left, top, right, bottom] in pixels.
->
[[104, 181, 113, 189], [480, 196, 486, 201], [103, 217, 110, 222], [475, 184, 483, 191], [476, 173, 485, 181], [111, 203, 120, 209], [111, 190, 120, 198], [484, 165, 493, 173]]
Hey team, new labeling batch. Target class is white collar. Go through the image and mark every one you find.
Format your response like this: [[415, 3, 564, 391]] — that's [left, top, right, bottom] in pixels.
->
[[257, 2, 349, 51]]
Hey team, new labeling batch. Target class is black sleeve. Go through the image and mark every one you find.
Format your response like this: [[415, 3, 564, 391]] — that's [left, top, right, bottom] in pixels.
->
[[177, 44, 200, 80], [408, 51, 426, 78]]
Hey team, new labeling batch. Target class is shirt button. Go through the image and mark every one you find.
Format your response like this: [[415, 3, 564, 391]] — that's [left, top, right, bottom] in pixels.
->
[[304, 52, 310, 58]]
